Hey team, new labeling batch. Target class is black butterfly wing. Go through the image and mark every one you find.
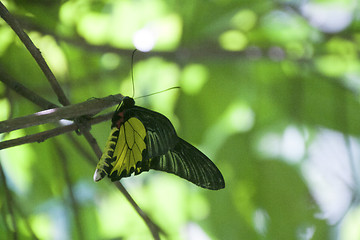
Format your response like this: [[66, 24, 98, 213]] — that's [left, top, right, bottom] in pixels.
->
[[150, 138, 225, 190], [125, 106, 179, 157]]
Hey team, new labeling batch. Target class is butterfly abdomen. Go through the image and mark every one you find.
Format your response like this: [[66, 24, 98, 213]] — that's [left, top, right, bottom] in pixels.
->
[[93, 128, 120, 182]]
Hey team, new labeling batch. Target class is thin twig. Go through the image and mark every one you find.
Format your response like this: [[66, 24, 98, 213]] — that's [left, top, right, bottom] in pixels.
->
[[54, 139, 85, 240], [0, 94, 123, 133], [0, 112, 112, 150], [0, 162, 17, 239], [81, 131, 103, 158], [88, 135, 165, 240], [0, 67, 59, 109], [114, 182, 164, 240], [66, 134, 98, 166], [66, 128, 165, 239], [0, 1, 70, 106], [81, 130, 165, 239], [16, 15, 250, 63], [12, 200, 39, 240]]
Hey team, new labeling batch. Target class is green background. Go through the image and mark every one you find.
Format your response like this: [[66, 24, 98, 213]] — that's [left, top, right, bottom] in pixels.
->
[[1, 0, 360, 239]]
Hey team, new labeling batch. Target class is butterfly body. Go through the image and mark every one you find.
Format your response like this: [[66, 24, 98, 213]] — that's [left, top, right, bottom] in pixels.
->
[[94, 96, 225, 190]]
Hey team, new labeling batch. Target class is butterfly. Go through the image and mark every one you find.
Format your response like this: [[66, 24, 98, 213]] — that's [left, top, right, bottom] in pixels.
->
[[93, 97, 225, 190], [93, 96, 225, 190]]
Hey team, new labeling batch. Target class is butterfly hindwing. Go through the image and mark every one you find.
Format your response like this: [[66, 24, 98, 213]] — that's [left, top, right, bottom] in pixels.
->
[[94, 117, 147, 181], [150, 138, 225, 190], [108, 117, 147, 180]]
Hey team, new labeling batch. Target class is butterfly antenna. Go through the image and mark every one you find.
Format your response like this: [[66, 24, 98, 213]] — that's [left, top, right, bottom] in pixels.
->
[[135, 86, 181, 99], [131, 49, 137, 98]]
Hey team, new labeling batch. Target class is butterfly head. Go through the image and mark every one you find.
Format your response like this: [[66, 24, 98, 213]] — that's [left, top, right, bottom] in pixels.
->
[[111, 96, 135, 128], [123, 96, 135, 108]]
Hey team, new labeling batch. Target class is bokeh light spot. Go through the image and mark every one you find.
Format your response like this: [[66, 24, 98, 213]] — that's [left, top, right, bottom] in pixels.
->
[[219, 30, 248, 51]]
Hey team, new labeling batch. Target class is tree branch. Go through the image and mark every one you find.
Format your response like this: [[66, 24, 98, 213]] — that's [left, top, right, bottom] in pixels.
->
[[0, 67, 59, 109], [65, 134, 98, 166], [16, 14, 249, 63], [13, 200, 39, 239], [114, 182, 164, 240], [0, 94, 123, 133], [87, 128, 165, 240], [54, 139, 85, 240], [0, 1, 70, 106], [0, 162, 17, 239], [0, 112, 112, 150]]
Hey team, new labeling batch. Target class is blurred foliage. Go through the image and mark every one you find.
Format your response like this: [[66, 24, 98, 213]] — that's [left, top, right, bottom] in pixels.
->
[[1, 0, 360, 239]]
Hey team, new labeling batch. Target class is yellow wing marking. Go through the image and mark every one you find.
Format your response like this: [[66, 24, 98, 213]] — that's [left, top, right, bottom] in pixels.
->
[[110, 117, 147, 176]]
